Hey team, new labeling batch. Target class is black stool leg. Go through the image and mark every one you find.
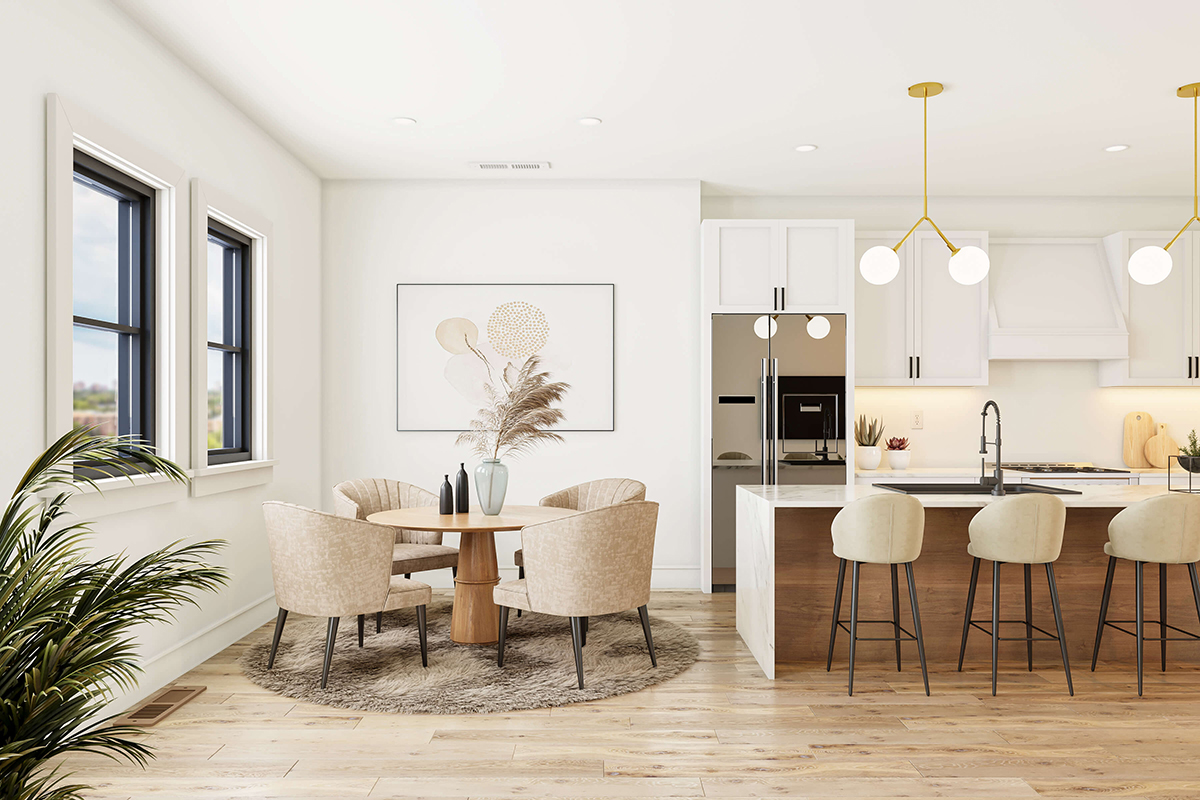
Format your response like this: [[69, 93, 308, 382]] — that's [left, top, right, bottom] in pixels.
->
[[581, 616, 588, 647], [847, 561, 860, 697], [1024, 564, 1034, 672], [1092, 556, 1116, 671], [1046, 562, 1073, 697], [1136, 560, 1145, 696], [569, 616, 585, 689], [1189, 563, 1200, 630], [268, 608, 287, 669], [358, 614, 365, 648], [988, 561, 998, 695], [827, 558, 846, 672], [638, 605, 657, 667], [958, 557, 980, 671], [905, 562, 930, 696], [1160, 563, 1168, 672], [497, 606, 509, 666], [321, 617, 339, 689], [891, 564, 902, 672], [376, 611, 383, 634]]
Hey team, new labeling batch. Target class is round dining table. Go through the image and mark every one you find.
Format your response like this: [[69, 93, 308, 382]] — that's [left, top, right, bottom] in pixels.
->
[[365, 505, 576, 644]]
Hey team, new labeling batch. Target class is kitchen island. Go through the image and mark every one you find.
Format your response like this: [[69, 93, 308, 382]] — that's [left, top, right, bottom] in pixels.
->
[[736, 483, 1192, 678]]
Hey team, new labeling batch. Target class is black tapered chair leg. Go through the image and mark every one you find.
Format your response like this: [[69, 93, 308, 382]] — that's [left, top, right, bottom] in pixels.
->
[[827, 558, 846, 672], [517, 565, 524, 617], [569, 616, 585, 689], [268, 608, 288, 669], [1046, 562, 1073, 696], [581, 616, 588, 647], [321, 617, 339, 689], [417, 604, 428, 668], [958, 557, 980, 671], [1092, 556, 1116, 671], [1189, 563, 1200, 628], [497, 606, 510, 667], [991, 561, 1000, 697], [452, 566, 457, 579], [376, 611, 383, 634], [847, 561, 860, 697], [891, 563, 902, 672], [905, 562, 930, 696], [1024, 563, 1034, 672], [638, 605, 657, 667], [1160, 562, 1168, 672], [358, 614, 365, 647], [1136, 561, 1145, 696], [405, 573, 411, 579]]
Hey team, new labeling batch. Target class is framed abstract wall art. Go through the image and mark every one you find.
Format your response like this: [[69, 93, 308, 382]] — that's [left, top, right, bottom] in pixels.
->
[[396, 283, 615, 431]]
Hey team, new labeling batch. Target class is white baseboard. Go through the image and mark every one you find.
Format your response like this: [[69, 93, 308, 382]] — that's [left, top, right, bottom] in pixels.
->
[[101, 592, 278, 717]]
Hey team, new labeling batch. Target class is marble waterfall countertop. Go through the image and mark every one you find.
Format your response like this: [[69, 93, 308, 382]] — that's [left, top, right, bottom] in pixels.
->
[[739, 483, 1175, 509]]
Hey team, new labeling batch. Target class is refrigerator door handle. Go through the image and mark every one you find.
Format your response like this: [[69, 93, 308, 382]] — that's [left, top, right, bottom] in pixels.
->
[[760, 358, 769, 485], [772, 357, 780, 486]]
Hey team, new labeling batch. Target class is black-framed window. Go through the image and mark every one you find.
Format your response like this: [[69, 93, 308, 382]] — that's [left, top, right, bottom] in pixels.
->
[[206, 220, 252, 465], [71, 150, 155, 447]]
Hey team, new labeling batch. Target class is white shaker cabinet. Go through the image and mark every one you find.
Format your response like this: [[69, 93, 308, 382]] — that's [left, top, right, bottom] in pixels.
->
[[702, 219, 854, 313], [856, 230, 990, 386], [1100, 231, 1199, 386]]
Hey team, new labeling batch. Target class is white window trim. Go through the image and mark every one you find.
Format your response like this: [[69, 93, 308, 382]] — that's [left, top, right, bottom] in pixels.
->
[[45, 94, 189, 517], [190, 179, 274, 497]]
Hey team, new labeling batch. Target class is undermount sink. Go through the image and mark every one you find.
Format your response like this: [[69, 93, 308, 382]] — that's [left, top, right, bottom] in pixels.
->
[[875, 482, 1082, 496]]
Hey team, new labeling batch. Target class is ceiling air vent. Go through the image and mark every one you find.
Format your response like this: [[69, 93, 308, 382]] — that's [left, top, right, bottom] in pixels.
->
[[471, 161, 551, 172]]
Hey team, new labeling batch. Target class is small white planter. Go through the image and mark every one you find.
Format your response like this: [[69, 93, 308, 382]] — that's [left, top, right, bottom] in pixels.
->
[[856, 445, 882, 470], [886, 449, 912, 470]]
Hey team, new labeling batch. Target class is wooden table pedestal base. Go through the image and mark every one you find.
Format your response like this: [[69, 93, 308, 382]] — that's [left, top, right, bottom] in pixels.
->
[[450, 530, 500, 644]]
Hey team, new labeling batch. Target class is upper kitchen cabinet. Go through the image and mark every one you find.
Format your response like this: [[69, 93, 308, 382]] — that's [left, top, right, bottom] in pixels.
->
[[702, 220, 854, 313], [856, 230, 990, 386], [1100, 231, 1199, 386]]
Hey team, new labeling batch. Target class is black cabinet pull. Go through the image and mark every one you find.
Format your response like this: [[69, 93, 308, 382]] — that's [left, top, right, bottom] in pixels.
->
[[773, 287, 778, 310], [1191, 356, 1194, 380], [780, 287, 786, 308], [916, 356, 921, 379], [909, 356, 913, 379]]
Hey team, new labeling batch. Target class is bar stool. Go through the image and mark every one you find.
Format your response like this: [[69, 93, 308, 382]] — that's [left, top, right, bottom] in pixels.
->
[[957, 493, 1072, 696], [1090, 493, 1200, 696], [826, 493, 929, 696]]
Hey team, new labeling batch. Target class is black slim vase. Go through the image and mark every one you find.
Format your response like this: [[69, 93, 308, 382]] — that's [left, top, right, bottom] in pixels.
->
[[439, 475, 454, 515], [455, 463, 470, 513]]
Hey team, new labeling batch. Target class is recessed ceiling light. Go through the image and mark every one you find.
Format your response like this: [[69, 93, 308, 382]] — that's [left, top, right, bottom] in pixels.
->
[[794, 144, 818, 152], [392, 117, 417, 126], [1105, 144, 1130, 152], [578, 117, 603, 126]]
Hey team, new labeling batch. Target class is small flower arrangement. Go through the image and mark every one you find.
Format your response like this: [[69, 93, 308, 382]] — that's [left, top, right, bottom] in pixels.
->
[[886, 437, 910, 452]]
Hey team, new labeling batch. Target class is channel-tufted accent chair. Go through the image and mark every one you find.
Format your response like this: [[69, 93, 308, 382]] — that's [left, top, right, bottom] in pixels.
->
[[333, 479, 459, 586], [494, 500, 660, 688], [262, 501, 431, 688]]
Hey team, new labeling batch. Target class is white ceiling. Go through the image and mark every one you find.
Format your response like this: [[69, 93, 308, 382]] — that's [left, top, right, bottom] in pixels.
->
[[113, 0, 1200, 196]]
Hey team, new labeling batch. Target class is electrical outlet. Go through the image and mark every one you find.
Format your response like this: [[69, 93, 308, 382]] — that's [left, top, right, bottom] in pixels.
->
[[911, 410, 924, 430]]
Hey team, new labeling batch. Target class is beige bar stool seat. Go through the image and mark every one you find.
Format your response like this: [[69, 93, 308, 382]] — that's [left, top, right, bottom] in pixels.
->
[[825, 493, 929, 696], [957, 493, 1073, 696], [1090, 493, 1200, 695]]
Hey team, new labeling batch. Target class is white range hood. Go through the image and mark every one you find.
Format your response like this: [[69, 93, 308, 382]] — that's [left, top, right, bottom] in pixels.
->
[[988, 238, 1129, 360]]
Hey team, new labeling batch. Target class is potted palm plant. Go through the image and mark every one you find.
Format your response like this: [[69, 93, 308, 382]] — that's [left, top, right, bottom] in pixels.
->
[[886, 437, 912, 470], [854, 415, 885, 470], [456, 355, 569, 514], [1, 428, 227, 800]]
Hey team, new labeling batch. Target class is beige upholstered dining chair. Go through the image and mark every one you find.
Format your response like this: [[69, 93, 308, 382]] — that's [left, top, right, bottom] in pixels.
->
[[263, 501, 431, 688], [333, 478, 459, 586], [494, 501, 659, 689]]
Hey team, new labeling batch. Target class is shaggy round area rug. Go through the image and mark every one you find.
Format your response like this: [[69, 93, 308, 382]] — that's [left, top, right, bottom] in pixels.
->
[[239, 601, 698, 714]]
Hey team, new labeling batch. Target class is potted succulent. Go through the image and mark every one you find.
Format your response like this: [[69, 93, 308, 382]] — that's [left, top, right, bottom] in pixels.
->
[[854, 415, 885, 470], [1180, 430, 1200, 473], [886, 436, 912, 470]]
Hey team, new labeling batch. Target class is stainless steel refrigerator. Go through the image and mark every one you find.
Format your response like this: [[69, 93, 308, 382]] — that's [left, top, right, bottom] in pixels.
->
[[710, 313, 847, 589]]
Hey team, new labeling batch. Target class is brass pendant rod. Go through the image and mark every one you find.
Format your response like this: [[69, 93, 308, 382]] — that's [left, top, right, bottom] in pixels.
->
[[891, 83, 959, 255], [1164, 91, 1200, 252]]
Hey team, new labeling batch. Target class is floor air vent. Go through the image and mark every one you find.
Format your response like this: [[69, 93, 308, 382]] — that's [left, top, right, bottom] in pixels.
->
[[111, 685, 206, 727], [471, 161, 551, 171]]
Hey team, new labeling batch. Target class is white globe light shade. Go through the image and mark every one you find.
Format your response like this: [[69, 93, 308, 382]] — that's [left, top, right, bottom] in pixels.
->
[[806, 315, 831, 339], [948, 245, 990, 286], [1128, 245, 1173, 286], [753, 315, 778, 339], [859, 245, 900, 285]]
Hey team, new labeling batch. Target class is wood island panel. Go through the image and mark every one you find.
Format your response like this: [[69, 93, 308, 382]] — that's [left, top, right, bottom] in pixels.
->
[[774, 507, 1200, 667]]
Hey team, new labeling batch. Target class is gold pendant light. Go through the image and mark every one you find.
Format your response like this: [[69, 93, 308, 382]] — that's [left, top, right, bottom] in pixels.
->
[[859, 82, 990, 286], [1128, 82, 1200, 286]]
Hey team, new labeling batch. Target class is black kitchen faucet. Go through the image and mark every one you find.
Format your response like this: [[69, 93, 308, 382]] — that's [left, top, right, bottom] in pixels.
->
[[980, 400, 1004, 496]]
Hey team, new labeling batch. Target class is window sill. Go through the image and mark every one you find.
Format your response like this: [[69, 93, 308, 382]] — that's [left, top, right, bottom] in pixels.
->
[[191, 459, 276, 497], [41, 472, 191, 520]]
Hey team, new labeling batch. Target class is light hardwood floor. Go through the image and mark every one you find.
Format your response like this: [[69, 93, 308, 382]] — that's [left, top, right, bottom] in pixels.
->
[[62, 590, 1200, 799]]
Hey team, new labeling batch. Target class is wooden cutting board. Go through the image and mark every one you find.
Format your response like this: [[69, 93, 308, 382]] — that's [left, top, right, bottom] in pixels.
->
[[1123, 411, 1155, 468], [1144, 423, 1180, 469]]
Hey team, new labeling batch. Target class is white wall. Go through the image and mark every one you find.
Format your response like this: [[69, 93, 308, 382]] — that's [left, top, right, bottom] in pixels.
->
[[0, 0, 322, 707], [704, 195, 1200, 467], [322, 180, 701, 587]]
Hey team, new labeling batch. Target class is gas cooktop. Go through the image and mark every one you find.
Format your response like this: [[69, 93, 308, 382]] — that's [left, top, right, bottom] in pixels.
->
[[998, 462, 1130, 474]]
